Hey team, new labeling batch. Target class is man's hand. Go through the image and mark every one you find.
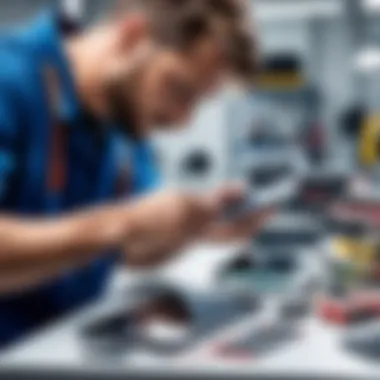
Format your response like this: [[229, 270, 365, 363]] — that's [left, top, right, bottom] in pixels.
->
[[204, 209, 274, 243], [122, 187, 275, 267], [0, 186, 275, 293], [122, 189, 227, 267], [202, 186, 274, 243]]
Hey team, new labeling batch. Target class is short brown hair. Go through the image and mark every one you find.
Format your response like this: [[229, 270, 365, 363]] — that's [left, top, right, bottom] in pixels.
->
[[112, 0, 258, 82]]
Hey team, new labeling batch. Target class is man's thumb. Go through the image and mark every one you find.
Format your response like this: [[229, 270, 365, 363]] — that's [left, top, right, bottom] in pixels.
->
[[203, 184, 246, 216]]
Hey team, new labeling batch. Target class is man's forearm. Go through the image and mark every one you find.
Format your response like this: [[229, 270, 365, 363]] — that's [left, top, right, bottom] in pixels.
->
[[0, 204, 129, 293]]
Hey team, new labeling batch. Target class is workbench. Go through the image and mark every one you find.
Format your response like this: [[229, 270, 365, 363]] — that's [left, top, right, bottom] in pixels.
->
[[1, 242, 380, 380]]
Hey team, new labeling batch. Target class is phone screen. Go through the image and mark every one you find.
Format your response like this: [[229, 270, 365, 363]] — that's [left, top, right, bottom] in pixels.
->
[[224, 178, 298, 221], [225, 150, 308, 221]]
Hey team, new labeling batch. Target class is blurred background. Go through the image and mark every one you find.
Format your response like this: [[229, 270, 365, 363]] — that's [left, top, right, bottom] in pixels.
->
[[2, 0, 380, 190], [4, 0, 380, 378]]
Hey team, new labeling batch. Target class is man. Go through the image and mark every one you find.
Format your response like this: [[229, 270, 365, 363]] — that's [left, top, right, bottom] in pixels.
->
[[0, 0, 266, 347]]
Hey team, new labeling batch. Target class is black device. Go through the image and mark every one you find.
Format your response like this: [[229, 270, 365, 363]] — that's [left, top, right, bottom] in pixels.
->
[[224, 178, 299, 222], [80, 285, 259, 357], [215, 322, 298, 359]]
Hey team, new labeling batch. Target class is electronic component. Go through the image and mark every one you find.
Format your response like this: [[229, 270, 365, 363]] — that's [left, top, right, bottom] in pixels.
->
[[280, 295, 311, 320], [345, 324, 380, 362], [80, 285, 259, 357], [213, 322, 298, 360], [219, 252, 302, 297], [317, 293, 380, 325], [81, 288, 192, 355]]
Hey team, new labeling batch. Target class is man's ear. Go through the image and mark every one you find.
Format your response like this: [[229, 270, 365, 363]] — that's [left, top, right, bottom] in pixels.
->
[[118, 14, 149, 50]]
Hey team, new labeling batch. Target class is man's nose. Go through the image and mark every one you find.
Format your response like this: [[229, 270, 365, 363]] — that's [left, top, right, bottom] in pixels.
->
[[170, 107, 192, 126]]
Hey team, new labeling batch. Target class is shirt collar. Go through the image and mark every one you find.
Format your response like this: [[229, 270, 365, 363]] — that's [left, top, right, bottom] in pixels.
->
[[23, 11, 141, 143], [24, 10, 82, 123]]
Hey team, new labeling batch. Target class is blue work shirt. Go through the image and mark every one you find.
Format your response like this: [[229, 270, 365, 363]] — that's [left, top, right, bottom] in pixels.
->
[[0, 12, 160, 347]]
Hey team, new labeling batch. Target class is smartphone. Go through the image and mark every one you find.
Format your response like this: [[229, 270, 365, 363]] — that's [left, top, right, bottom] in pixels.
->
[[224, 177, 299, 221]]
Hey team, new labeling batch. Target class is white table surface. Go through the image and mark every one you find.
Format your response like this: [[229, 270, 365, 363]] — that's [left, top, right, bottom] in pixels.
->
[[1, 242, 380, 379]]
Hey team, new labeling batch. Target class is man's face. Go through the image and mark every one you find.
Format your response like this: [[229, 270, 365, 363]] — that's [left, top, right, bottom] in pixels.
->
[[104, 36, 225, 139]]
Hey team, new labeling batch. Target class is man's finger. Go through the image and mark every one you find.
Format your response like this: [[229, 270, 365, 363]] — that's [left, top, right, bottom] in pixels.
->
[[231, 208, 275, 226], [205, 209, 274, 243], [206, 183, 246, 214]]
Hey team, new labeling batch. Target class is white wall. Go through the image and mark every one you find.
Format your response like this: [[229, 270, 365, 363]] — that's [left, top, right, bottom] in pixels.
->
[[257, 17, 356, 153], [0, 0, 360, 181], [153, 96, 230, 191], [156, 13, 359, 187]]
